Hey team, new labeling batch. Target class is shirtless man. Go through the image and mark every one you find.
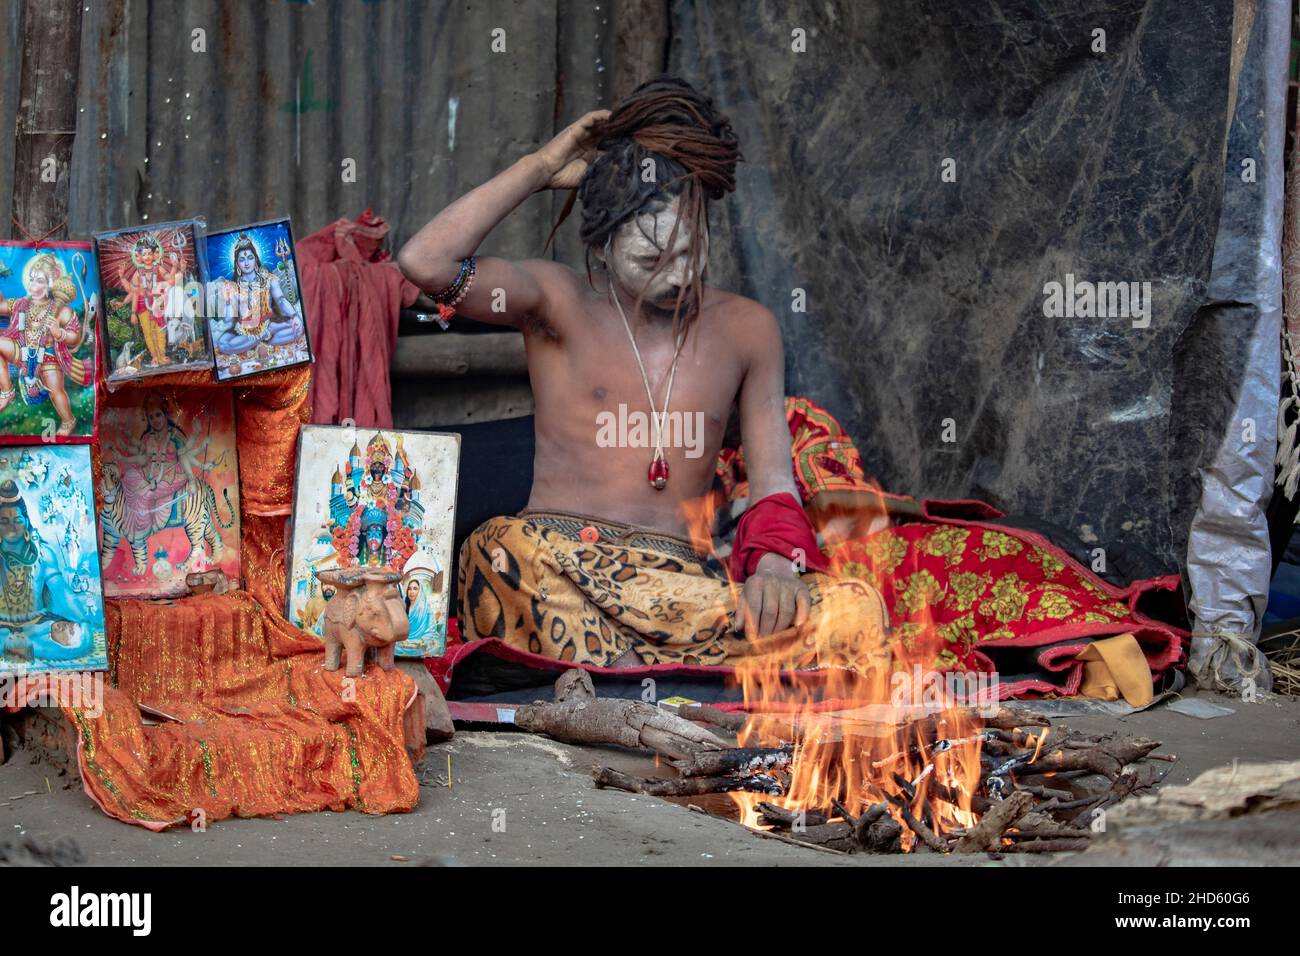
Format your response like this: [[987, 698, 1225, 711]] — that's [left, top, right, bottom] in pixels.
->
[[399, 77, 887, 670]]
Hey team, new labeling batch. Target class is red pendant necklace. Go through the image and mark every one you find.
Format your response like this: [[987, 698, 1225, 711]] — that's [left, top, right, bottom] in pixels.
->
[[610, 285, 684, 491]]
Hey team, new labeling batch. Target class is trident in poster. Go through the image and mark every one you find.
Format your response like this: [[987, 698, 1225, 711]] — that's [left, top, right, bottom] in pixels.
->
[[69, 251, 98, 329]]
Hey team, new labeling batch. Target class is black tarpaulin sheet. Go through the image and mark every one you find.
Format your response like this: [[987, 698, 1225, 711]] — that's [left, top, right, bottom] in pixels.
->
[[670, 0, 1239, 583]]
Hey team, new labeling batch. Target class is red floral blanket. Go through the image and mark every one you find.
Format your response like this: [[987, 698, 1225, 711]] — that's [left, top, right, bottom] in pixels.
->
[[828, 511, 1184, 696], [718, 397, 1187, 697]]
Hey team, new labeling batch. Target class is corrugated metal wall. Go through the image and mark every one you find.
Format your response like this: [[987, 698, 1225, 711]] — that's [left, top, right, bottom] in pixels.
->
[[2, 0, 617, 261], [1, 3, 23, 230]]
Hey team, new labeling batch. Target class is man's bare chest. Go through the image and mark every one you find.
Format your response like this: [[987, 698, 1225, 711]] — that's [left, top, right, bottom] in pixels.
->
[[566, 328, 740, 425]]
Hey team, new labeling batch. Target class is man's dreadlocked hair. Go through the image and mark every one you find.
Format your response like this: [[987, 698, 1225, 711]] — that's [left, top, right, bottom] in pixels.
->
[[550, 75, 740, 338]]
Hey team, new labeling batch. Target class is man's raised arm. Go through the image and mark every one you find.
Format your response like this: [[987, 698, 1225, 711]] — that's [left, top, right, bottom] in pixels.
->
[[397, 109, 609, 328]]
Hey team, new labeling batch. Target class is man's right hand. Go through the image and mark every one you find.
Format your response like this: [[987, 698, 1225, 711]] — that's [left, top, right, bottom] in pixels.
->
[[532, 109, 610, 190]]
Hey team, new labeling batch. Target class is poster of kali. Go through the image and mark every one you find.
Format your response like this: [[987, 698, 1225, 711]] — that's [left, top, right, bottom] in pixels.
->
[[204, 218, 312, 381], [0, 241, 100, 442], [97, 389, 241, 599], [287, 426, 459, 658], [94, 220, 211, 384], [0, 445, 108, 675]]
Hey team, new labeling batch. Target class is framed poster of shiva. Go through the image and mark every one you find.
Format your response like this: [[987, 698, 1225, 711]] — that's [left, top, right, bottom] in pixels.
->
[[0, 241, 100, 443], [287, 426, 460, 659], [0, 444, 108, 675], [94, 219, 212, 385], [96, 389, 241, 599], [204, 218, 313, 382]]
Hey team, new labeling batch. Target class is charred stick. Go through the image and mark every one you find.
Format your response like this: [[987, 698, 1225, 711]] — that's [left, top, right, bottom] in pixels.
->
[[892, 772, 916, 801], [591, 766, 782, 797], [882, 792, 947, 853], [671, 704, 749, 734], [857, 802, 890, 828], [1013, 783, 1073, 802], [670, 746, 794, 777], [873, 731, 991, 769], [753, 805, 878, 853], [1067, 767, 1144, 828], [1032, 736, 1163, 778], [831, 798, 858, 827], [907, 705, 1049, 737], [1028, 750, 1121, 779], [790, 822, 861, 853], [757, 802, 827, 829], [954, 791, 1034, 853], [930, 783, 993, 816], [1099, 736, 1163, 764], [982, 705, 1051, 730], [1067, 795, 1111, 829], [903, 806, 947, 853], [867, 707, 1046, 754], [1044, 796, 1102, 812], [987, 735, 1161, 784], [921, 800, 940, 839], [989, 728, 1049, 748], [981, 737, 1024, 757], [857, 805, 902, 853]]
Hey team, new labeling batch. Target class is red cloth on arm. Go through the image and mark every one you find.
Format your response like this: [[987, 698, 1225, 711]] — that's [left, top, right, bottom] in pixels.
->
[[296, 210, 421, 427], [729, 491, 829, 582]]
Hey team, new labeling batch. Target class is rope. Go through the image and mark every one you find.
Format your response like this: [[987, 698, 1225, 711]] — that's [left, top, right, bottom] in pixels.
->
[[1190, 626, 1270, 695], [10, 214, 68, 248]]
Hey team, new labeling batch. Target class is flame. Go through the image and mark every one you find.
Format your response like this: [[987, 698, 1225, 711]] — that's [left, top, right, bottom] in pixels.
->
[[1028, 728, 1048, 764], [678, 488, 991, 849]]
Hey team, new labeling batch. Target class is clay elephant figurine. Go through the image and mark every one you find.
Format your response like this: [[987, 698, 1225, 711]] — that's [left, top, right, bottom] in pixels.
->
[[314, 568, 410, 678]]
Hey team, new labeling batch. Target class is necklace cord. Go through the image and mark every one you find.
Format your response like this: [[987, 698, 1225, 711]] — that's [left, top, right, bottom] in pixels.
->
[[608, 282, 684, 461]]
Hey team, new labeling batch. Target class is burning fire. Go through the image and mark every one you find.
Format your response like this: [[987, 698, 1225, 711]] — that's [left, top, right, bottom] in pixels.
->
[[681, 489, 997, 850]]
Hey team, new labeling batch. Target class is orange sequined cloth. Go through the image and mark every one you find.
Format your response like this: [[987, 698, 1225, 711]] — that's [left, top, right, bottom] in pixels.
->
[[64, 366, 418, 830]]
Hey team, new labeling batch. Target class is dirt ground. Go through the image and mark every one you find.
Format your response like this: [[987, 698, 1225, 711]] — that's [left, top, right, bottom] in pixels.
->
[[2, 690, 1298, 867]]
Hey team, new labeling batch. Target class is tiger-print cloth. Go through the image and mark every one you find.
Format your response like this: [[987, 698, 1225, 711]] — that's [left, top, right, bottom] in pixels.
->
[[458, 510, 890, 670]]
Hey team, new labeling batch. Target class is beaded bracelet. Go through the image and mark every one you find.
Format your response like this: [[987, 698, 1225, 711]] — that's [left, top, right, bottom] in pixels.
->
[[430, 256, 476, 305], [447, 258, 475, 306], [431, 256, 476, 322]]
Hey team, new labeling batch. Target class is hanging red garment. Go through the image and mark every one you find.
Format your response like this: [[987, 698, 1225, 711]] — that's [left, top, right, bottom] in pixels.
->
[[297, 210, 420, 427]]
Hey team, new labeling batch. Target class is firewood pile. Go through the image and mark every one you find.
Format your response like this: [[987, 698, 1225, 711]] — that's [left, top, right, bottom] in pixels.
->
[[512, 670, 1176, 856]]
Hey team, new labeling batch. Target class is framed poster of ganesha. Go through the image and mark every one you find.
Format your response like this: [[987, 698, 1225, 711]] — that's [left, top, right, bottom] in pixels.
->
[[94, 219, 211, 385], [287, 426, 460, 658]]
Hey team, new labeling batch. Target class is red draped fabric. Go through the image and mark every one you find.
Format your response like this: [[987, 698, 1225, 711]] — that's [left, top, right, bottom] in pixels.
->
[[59, 366, 419, 829], [296, 210, 420, 428]]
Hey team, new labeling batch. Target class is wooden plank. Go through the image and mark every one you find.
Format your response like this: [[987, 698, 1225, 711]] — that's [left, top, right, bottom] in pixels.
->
[[390, 332, 528, 378], [9, 0, 82, 240], [390, 375, 534, 428], [613, 0, 669, 102]]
